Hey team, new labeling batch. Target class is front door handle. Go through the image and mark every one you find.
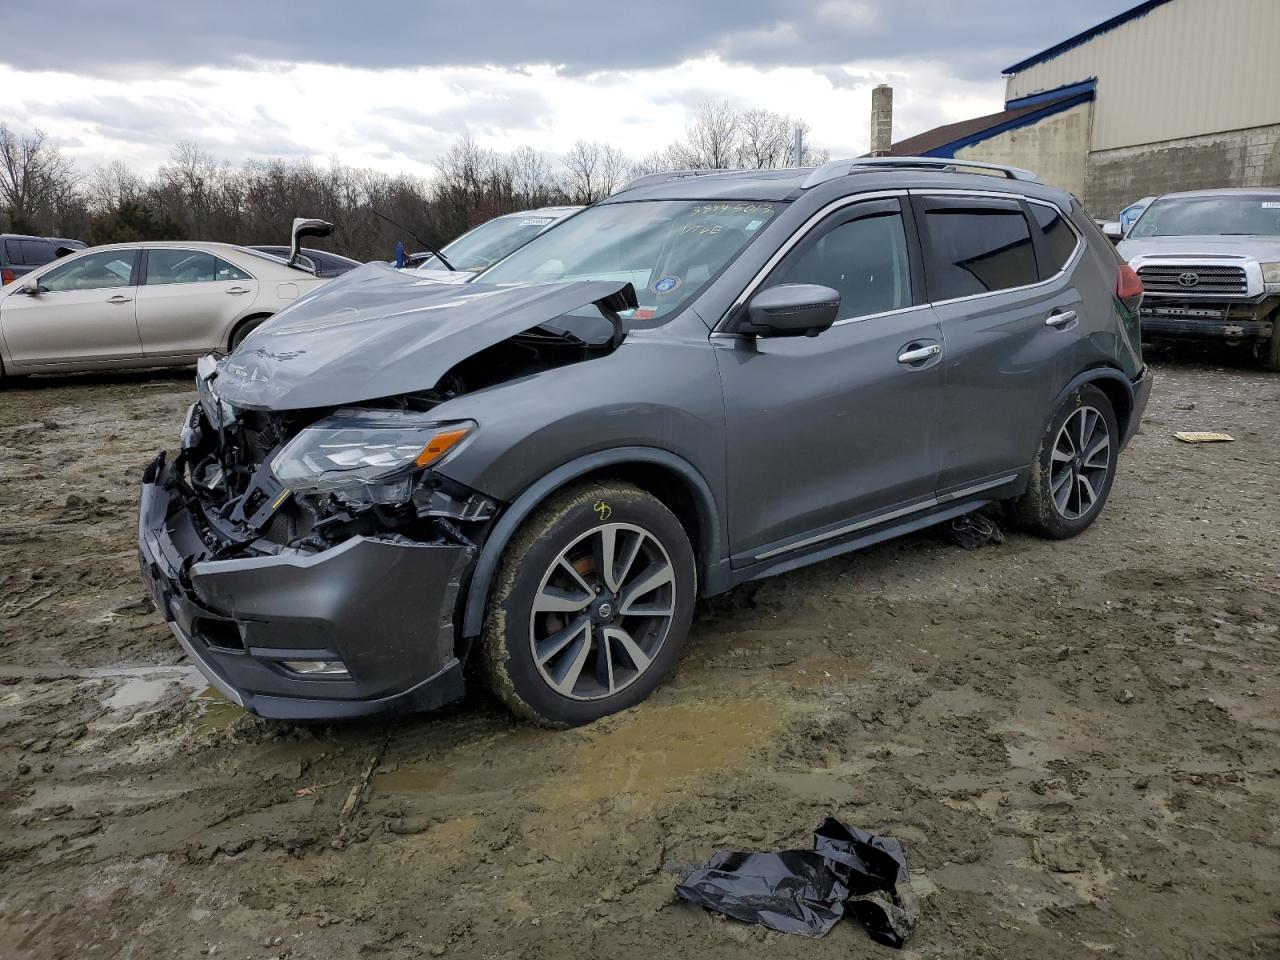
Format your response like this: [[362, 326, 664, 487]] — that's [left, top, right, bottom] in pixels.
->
[[1046, 309, 1077, 327], [225, 286, 251, 295], [897, 343, 942, 364], [106, 295, 133, 304]]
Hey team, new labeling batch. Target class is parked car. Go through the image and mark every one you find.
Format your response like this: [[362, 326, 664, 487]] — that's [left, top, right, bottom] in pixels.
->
[[1118, 188, 1280, 369], [413, 206, 581, 278], [139, 158, 1151, 726], [1100, 196, 1158, 244], [1, 234, 86, 286], [247, 245, 362, 278], [0, 219, 333, 380]]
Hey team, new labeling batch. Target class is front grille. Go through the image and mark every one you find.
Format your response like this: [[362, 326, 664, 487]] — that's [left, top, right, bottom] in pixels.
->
[[1137, 264, 1248, 295]]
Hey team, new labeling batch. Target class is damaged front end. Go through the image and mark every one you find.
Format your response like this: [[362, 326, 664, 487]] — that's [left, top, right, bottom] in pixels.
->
[[138, 380, 498, 720], [138, 269, 641, 719]]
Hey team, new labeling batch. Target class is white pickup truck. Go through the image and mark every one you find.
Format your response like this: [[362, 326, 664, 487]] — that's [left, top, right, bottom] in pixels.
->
[[1119, 188, 1280, 370]]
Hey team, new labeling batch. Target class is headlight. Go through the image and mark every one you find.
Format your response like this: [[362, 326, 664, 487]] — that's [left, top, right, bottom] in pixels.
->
[[1261, 262, 1280, 286], [195, 355, 234, 429], [271, 409, 474, 504]]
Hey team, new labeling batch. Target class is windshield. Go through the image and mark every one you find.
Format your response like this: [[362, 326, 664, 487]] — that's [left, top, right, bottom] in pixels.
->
[[419, 214, 560, 272], [477, 199, 782, 322], [1129, 195, 1280, 238]]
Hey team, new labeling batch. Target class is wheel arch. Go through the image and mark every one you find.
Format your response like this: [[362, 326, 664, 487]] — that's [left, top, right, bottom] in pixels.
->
[[226, 311, 274, 351], [459, 447, 725, 640], [1046, 366, 1134, 443]]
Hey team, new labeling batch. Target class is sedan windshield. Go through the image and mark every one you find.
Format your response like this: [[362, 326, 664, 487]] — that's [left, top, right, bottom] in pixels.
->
[[1129, 195, 1280, 238], [419, 214, 561, 272], [477, 200, 782, 322]]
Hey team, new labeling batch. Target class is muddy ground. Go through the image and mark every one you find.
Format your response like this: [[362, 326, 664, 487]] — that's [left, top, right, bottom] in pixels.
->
[[1, 348, 1277, 960]]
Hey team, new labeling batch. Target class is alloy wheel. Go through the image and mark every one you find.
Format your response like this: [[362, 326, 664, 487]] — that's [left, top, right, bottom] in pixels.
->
[[1050, 405, 1111, 520], [528, 522, 677, 701]]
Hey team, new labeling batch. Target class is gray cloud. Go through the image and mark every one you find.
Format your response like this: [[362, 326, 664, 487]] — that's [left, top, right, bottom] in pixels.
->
[[2, 2, 1139, 78]]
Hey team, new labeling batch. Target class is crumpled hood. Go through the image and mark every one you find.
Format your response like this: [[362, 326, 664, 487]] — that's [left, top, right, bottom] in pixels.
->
[[1118, 234, 1280, 263], [214, 262, 634, 410]]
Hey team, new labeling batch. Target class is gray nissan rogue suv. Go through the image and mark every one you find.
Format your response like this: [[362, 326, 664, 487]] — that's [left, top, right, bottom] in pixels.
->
[[139, 158, 1152, 726]]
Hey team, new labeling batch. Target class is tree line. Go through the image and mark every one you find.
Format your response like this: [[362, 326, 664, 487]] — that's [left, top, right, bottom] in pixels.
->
[[0, 103, 826, 262]]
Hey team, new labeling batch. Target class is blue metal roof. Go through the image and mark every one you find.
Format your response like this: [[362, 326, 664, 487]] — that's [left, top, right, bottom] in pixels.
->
[[920, 88, 1096, 160], [1003, 0, 1175, 75]]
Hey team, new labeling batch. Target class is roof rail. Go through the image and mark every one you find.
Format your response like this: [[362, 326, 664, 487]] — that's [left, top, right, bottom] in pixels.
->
[[802, 157, 1042, 189], [612, 168, 743, 195]]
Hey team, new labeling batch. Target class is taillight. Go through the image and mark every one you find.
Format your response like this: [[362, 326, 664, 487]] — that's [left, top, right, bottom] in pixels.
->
[[0, 268, 15, 287], [1117, 263, 1143, 305]]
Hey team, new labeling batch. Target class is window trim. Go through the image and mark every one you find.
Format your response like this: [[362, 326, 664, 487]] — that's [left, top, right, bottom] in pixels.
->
[[907, 190, 1083, 309], [712, 188, 1083, 337]]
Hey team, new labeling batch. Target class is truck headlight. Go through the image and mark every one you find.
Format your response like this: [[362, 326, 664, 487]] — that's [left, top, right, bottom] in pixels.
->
[[270, 409, 474, 504], [1262, 262, 1280, 289]]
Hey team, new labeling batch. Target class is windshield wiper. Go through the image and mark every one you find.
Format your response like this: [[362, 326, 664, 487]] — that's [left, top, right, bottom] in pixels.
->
[[368, 208, 457, 272]]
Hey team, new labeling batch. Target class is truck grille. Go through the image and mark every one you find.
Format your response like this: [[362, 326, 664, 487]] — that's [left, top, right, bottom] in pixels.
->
[[1137, 264, 1248, 296]]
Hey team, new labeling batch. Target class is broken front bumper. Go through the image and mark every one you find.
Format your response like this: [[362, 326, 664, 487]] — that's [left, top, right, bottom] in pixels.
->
[[1140, 298, 1276, 342], [137, 455, 470, 720]]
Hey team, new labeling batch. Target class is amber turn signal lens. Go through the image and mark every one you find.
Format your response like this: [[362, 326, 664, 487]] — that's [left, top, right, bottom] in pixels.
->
[[414, 427, 472, 467]]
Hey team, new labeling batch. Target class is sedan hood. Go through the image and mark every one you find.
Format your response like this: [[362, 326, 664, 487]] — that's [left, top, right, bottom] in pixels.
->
[[1118, 235, 1280, 262], [215, 262, 634, 411]]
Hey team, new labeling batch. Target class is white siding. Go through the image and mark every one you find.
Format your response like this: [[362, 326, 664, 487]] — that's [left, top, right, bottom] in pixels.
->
[[1004, 0, 1280, 152]]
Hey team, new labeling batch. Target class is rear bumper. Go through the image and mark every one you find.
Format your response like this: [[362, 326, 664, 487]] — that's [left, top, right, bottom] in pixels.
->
[[1125, 365, 1153, 449], [137, 455, 470, 720]]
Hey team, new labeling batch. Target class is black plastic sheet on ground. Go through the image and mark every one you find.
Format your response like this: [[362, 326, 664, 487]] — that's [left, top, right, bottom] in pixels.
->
[[675, 817, 919, 947]]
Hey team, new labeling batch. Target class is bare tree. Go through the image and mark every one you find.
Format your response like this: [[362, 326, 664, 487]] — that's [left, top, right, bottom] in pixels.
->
[[737, 109, 793, 169], [681, 101, 740, 169], [561, 141, 628, 204], [0, 125, 79, 234]]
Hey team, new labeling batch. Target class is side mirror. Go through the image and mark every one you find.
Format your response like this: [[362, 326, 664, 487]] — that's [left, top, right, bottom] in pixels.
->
[[1102, 222, 1123, 243], [288, 217, 334, 266], [743, 284, 840, 337], [17, 282, 41, 296]]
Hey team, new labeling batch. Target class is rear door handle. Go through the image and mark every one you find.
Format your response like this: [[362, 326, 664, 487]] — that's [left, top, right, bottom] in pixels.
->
[[897, 343, 942, 364], [225, 286, 251, 295], [106, 295, 133, 304], [1046, 309, 1077, 327]]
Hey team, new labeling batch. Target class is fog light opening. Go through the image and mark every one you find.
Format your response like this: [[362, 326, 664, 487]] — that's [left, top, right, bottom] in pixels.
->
[[283, 659, 350, 677]]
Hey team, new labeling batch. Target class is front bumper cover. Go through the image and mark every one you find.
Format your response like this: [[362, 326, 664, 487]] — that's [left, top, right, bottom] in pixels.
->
[[138, 454, 471, 720]]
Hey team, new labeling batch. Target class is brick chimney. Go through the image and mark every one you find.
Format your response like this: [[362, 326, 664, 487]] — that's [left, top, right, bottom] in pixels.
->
[[870, 84, 893, 156]]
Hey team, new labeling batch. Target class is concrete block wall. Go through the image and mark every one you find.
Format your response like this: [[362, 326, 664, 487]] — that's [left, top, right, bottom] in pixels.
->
[[1085, 123, 1280, 217], [953, 101, 1093, 201]]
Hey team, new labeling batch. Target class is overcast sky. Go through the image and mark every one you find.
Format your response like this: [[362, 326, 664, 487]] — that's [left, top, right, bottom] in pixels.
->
[[4, 1, 1133, 178]]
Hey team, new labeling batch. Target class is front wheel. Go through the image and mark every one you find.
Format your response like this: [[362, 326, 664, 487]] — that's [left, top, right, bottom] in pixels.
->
[[481, 482, 696, 727], [1006, 383, 1119, 539]]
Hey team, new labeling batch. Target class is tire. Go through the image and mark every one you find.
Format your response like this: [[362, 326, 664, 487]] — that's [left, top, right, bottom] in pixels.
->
[[1266, 325, 1280, 373], [1006, 383, 1119, 539], [228, 314, 272, 352], [481, 481, 697, 727]]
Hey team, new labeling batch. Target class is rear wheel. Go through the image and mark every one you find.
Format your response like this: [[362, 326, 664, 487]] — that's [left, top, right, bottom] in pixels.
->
[[228, 313, 272, 352], [1007, 383, 1118, 539], [481, 482, 696, 727]]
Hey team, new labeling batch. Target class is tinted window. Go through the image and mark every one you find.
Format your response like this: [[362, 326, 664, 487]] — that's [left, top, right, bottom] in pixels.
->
[[19, 239, 55, 266], [1030, 204, 1078, 278], [924, 206, 1038, 299], [770, 211, 912, 320], [147, 249, 249, 284], [3, 239, 20, 263], [39, 250, 136, 291]]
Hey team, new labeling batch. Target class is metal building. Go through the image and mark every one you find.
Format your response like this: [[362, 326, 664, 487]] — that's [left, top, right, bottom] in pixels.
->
[[889, 0, 1280, 216]]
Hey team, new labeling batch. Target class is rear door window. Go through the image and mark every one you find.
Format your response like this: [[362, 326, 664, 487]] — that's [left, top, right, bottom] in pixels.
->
[[920, 199, 1039, 300], [19, 239, 55, 266], [3, 239, 20, 263], [1028, 203, 1079, 279]]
